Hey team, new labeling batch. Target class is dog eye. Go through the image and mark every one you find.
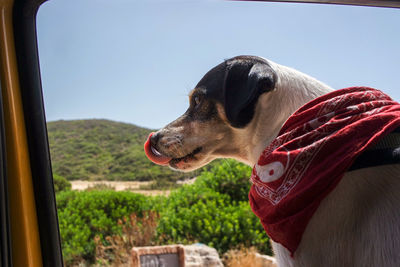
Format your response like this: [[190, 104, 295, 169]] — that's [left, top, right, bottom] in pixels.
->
[[194, 95, 202, 107]]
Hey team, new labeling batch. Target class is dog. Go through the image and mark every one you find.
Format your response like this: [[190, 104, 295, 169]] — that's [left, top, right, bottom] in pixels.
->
[[145, 55, 400, 266]]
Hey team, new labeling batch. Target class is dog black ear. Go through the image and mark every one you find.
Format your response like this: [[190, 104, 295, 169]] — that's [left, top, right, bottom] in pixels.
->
[[224, 61, 276, 128]]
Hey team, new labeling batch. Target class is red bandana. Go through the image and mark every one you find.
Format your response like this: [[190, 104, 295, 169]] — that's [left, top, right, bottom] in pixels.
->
[[249, 87, 400, 255]]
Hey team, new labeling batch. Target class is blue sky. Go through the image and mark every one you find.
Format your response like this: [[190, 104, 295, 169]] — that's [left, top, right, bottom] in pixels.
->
[[37, 0, 400, 129]]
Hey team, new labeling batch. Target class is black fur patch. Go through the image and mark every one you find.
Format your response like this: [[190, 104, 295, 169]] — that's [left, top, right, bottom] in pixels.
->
[[192, 56, 277, 128]]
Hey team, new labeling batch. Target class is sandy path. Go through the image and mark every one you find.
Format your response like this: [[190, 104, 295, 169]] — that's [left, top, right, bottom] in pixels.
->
[[70, 180, 170, 196]]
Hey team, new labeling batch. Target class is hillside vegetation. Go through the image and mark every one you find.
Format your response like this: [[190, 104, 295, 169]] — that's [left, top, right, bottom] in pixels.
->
[[47, 119, 202, 181], [48, 119, 271, 266], [56, 159, 270, 265]]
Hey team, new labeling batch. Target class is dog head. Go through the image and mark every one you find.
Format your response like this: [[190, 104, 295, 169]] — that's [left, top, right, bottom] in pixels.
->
[[144, 55, 280, 171]]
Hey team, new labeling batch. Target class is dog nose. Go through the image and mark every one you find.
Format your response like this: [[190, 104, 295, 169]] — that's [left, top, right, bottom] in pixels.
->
[[150, 131, 162, 146]]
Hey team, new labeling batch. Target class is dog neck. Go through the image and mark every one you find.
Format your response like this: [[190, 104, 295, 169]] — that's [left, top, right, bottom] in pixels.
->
[[235, 61, 334, 166]]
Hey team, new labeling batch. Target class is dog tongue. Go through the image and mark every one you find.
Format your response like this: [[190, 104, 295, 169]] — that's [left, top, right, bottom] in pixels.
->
[[144, 133, 172, 166]]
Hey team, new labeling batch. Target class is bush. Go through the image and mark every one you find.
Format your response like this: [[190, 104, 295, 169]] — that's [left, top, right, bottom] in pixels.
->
[[56, 159, 271, 265], [193, 159, 252, 202], [53, 174, 71, 193], [95, 211, 160, 265], [56, 190, 158, 264], [157, 184, 271, 255]]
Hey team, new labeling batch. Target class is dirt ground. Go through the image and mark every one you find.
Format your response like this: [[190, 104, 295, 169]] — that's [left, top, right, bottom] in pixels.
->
[[70, 180, 170, 196]]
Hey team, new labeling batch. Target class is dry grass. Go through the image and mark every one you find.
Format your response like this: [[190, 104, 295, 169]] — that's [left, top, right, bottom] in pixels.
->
[[224, 247, 264, 267], [92, 212, 275, 267], [94, 211, 160, 266]]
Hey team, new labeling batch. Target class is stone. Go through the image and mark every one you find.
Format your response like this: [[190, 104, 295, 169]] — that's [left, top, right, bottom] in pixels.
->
[[183, 244, 223, 267]]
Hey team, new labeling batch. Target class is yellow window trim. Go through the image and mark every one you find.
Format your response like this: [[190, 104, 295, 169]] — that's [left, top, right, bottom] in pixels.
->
[[0, 0, 43, 266]]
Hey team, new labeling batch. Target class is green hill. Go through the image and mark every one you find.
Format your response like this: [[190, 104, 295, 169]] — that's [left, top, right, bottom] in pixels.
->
[[47, 119, 198, 182]]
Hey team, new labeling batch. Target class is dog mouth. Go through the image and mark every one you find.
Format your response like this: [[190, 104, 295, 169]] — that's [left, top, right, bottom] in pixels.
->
[[144, 132, 202, 167], [169, 147, 202, 166]]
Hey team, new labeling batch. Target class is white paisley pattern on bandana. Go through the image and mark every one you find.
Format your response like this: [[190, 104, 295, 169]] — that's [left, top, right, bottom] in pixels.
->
[[250, 88, 392, 205], [248, 87, 400, 255]]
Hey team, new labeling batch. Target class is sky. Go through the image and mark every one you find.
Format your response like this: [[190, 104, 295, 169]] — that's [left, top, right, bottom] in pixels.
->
[[37, 0, 400, 129]]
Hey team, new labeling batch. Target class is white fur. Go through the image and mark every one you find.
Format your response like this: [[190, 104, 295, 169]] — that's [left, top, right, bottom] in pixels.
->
[[233, 59, 333, 165], [157, 57, 400, 266], [272, 165, 400, 267], [245, 60, 400, 267]]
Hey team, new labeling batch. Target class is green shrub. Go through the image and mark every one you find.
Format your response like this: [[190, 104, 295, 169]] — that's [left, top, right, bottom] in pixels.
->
[[56, 159, 271, 264], [56, 190, 158, 264], [53, 174, 71, 193], [157, 183, 271, 255], [193, 159, 252, 202]]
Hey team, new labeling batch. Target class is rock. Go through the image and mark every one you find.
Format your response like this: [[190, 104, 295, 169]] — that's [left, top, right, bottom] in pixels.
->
[[183, 244, 223, 267], [131, 243, 276, 267]]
